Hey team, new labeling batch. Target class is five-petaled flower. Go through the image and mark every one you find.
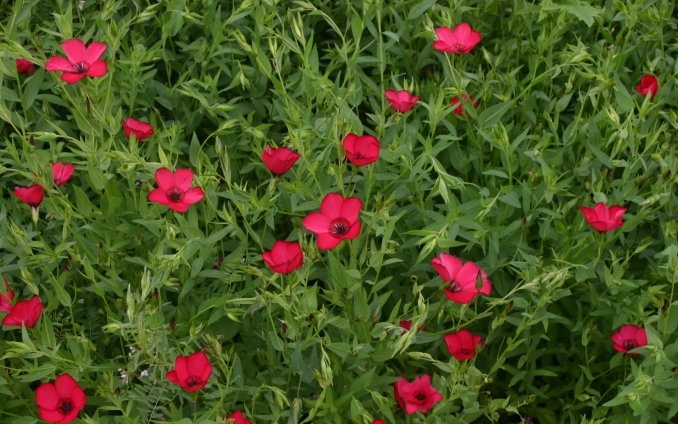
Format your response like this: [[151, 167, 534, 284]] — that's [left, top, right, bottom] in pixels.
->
[[635, 75, 658, 97], [166, 351, 213, 392], [2, 296, 43, 327], [393, 375, 443, 415], [433, 23, 482, 54], [35, 373, 86, 424], [0, 280, 14, 313], [302, 192, 363, 250], [450, 94, 477, 116], [148, 168, 205, 213], [385, 89, 419, 113], [52, 162, 75, 186], [45, 39, 108, 84], [262, 240, 303, 274], [343, 133, 380, 166], [226, 410, 252, 424], [16, 58, 35, 75], [611, 324, 648, 355], [261, 145, 301, 176], [444, 329, 483, 361], [13, 183, 45, 208], [579, 202, 626, 232], [122, 117, 154, 141], [431, 253, 492, 304]]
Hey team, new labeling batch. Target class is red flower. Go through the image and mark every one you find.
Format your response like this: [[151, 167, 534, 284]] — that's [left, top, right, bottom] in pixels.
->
[[262, 240, 303, 274], [0, 279, 14, 313], [385, 89, 419, 113], [45, 39, 107, 84], [2, 296, 43, 327], [393, 375, 443, 415], [122, 117, 154, 141], [35, 373, 86, 424], [166, 351, 213, 392], [450, 94, 477, 116], [579, 202, 626, 232], [52, 162, 75, 186], [431, 253, 492, 304], [13, 184, 45, 208], [635, 75, 658, 97], [432, 23, 482, 54], [261, 145, 300, 175], [611, 324, 648, 355], [444, 329, 483, 361], [227, 411, 252, 424], [302, 192, 362, 250], [16, 58, 35, 75], [343, 134, 380, 166], [399, 320, 425, 333], [148, 168, 205, 213], [371, 420, 386, 424]]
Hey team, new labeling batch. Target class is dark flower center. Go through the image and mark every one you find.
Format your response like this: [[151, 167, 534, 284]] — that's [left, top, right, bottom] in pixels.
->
[[167, 187, 184, 202], [448, 282, 462, 293], [453, 45, 467, 53], [458, 348, 470, 355], [57, 399, 73, 414], [414, 391, 427, 402], [329, 218, 351, 237], [623, 340, 637, 351], [186, 376, 201, 387], [73, 61, 89, 73]]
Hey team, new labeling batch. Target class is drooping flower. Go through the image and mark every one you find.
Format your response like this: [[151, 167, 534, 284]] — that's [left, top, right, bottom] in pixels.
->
[[35, 373, 86, 424], [122, 117, 154, 141], [579, 202, 626, 232], [13, 184, 45, 208], [262, 240, 303, 274], [16, 58, 35, 75], [444, 329, 483, 361], [166, 351, 213, 392], [226, 410, 252, 424], [52, 162, 75, 186], [432, 23, 482, 54], [2, 296, 43, 327], [611, 324, 648, 355], [0, 279, 14, 313], [450, 94, 477, 116], [635, 75, 658, 97], [302, 192, 363, 250], [431, 253, 492, 304], [385, 89, 419, 113], [261, 145, 300, 176], [45, 39, 107, 84], [393, 375, 443, 415], [399, 320, 426, 333], [343, 134, 380, 166], [148, 168, 205, 213]]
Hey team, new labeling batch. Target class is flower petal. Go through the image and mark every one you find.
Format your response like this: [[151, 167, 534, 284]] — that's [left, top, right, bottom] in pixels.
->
[[173, 168, 195, 191], [316, 233, 342, 250], [85, 60, 108, 77], [61, 39, 87, 63], [61, 72, 85, 84], [154, 168, 175, 191], [45, 56, 73, 72], [319, 192, 344, 219], [339, 197, 363, 223], [302, 212, 331, 234], [182, 187, 205, 205], [83, 42, 107, 63]]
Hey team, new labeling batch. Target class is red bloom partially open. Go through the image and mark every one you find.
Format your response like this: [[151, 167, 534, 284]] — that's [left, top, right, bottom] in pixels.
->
[[52, 162, 75, 186], [13, 184, 45, 208], [385, 89, 419, 113], [148, 168, 205, 213], [166, 351, 213, 392], [262, 240, 303, 274], [450, 94, 478, 116], [444, 329, 483, 361], [399, 320, 426, 333], [433, 23, 482, 54], [343, 134, 380, 166], [45, 39, 107, 84], [16, 58, 35, 75], [122, 118, 154, 141], [302, 192, 362, 250], [35, 373, 86, 424], [261, 145, 300, 175], [227, 411, 252, 424], [635, 75, 658, 97], [579, 202, 626, 232], [2, 296, 43, 327], [0, 280, 14, 313], [611, 324, 648, 355], [431, 253, 492, 304], [393, 375, 443, 415]]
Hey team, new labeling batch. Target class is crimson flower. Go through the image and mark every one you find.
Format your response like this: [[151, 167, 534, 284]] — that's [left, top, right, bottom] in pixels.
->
[[433, 23, 482, 54], [385, 89, 419, 113], [148, 168, 205, 213], [444, 329, 483, 361], [635, 75, 658, 97], [450, 94, 477, 116], [0, 280, 14, 313], [35, 374, 86, 424], [302, 192, 362, 250], [227, 411, 252, 424], [13, 184, 45, 208], [52, 162, 75, 186], [45, 39, 107, 84], [261, 145, 300, 175], [579, 202, 626, 232], [399, 320, 426, 333], [122, 117, 154, 141], [262, 240, 303, 274], [2, 296, 43, 327], [343, 134, 380, 166], [431, 253, 492, 304], [371, 420, 386, 424], [167, 351, 213, 392], [611, 324, 648, 355], [393, 375, 443, 415], [16, 58, 35, 75]]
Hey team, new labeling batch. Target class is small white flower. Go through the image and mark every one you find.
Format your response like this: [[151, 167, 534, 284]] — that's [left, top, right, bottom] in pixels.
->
[[140, 369, 149, 377]]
